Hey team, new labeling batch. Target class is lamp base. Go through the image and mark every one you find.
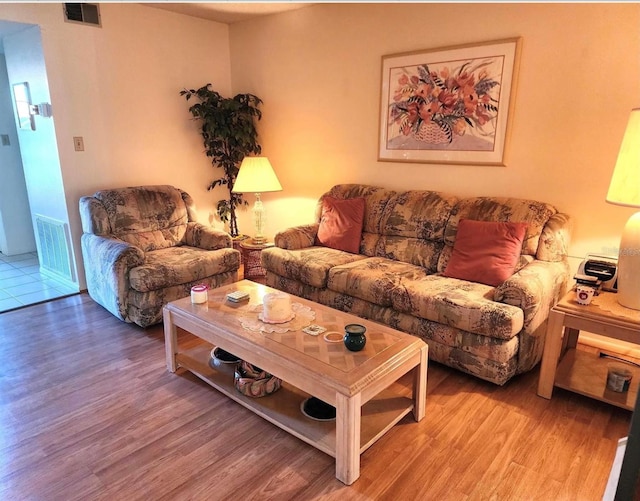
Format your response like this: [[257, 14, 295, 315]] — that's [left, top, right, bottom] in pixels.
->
[[617, 211, 640, 310], [251, 194, 267, 247]]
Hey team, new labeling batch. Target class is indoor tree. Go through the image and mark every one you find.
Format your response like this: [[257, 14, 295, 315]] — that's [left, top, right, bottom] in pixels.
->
[[180, 84, 263, 237]]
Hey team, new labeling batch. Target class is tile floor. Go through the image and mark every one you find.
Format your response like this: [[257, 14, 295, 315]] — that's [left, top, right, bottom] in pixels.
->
[[0, 252, 79, 313]]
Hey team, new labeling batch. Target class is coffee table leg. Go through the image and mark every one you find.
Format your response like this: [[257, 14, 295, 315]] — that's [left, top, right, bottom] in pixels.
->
[[163, 307, 178, 373], [335, 392, 361, 485], [413, 345, 428, 421]]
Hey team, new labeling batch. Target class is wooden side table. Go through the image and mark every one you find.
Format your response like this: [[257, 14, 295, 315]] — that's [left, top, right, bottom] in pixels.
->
[[232, 236, 250, 265], [240, 240, 274, 279], [537, 290, 640, 410]]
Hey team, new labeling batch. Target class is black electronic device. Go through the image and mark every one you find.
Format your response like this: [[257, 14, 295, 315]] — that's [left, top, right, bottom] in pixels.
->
[[576, 253, 618, 292]]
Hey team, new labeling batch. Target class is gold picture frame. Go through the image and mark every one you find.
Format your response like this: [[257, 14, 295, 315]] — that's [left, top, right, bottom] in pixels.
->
[[378, 38, 521, 166]]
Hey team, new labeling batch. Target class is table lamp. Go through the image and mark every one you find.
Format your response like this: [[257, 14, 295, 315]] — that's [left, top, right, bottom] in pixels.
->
[[606, 108, 640, 310], [232, 156, 282, 245]]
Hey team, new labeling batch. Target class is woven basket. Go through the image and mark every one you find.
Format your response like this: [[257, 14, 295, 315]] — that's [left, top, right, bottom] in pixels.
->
[[414, 120, 449, 144], [234, 361, 282, 398]]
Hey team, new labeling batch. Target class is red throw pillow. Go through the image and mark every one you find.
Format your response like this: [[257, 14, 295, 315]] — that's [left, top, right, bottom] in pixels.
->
[[316, 196, 365, 254], [443, 219, 528, 287]]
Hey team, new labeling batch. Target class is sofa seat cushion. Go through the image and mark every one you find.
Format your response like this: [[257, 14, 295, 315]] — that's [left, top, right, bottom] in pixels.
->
[[328, 257, 430, 307], [127, 270, 238, 326], [392, 275, 524, 339], [261, 246, 366, 288], [129, 246, 239, 292]]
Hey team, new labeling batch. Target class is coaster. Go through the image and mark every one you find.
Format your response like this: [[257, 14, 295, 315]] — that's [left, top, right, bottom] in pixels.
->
[[302, 324, 327, 336], [323, 331, 343, 343], [300, 397, 336, 421]]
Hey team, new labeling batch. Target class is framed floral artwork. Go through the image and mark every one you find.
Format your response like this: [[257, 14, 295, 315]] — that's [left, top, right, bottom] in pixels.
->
[[378, 38, 521, 166]]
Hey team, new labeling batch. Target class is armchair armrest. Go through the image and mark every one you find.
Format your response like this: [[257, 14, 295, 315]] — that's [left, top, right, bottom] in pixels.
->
[[81, 233, 144, 321], [184, 222, 232, 250], [494, 259, 570, 374], [274, 224, 320, 250]]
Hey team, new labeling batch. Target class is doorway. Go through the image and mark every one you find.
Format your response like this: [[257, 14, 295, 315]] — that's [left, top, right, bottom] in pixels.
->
[[0, 20, 79, 313]]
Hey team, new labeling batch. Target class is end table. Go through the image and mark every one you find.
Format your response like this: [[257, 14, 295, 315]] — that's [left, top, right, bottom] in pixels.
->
[[240, 240, 274, 279], [537, 290, 640, 410]]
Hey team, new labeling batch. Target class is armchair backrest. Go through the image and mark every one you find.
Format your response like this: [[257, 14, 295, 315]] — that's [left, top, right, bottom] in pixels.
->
[[79, 185, 197, 252]]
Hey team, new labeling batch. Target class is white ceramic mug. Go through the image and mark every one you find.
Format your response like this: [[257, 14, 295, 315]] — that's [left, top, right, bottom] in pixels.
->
[[575, 285, 595, 305], [190, 284, 209, 304]]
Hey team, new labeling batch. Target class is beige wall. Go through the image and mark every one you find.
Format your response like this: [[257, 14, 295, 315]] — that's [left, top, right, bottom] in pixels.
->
[[1, 3, 232, 288], [1, 3, 637, 288], [229, 3, 640, 270]]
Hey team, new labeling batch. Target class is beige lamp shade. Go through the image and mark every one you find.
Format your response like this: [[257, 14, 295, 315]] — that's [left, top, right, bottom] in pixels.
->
[[231, 156, 282, 245], [606, 108, 640, 208], [606, 108, 640, 310], [232, 156, 282, 194]]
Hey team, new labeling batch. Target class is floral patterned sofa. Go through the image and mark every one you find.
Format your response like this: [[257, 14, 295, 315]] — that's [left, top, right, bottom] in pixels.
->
[[262, 184, 572, 385], [79, 185, 239, 328]]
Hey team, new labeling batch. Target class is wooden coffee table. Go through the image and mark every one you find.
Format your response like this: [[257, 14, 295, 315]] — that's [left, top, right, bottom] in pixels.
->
[[163, 280, 428, 485]]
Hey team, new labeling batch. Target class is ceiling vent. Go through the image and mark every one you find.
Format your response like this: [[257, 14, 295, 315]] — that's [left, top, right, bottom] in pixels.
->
[[63, 3, 101, 27]]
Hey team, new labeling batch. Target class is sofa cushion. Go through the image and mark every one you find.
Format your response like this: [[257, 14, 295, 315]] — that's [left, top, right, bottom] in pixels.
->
[[379, 190, 459, 241], [374, 236, 443, 273], [391, 275, 524, 339], [127, 270, 238, 326], [92, 185, 190, 252], [443, 219, 528, 286], [328, 184, 395, 235], [443, 196, 557, 258], [129, 246, 239, 292], [328, 257, 430, 307], [316, 196, 365, 253], [261, 246, 367, 289]]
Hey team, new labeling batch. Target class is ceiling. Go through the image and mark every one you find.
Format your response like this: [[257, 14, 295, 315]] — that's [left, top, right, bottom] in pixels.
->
[[143, 2, 314, 24]]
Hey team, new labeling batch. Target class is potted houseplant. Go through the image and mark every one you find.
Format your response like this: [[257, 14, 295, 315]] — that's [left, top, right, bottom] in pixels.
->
[[180, 84, 263, 238]]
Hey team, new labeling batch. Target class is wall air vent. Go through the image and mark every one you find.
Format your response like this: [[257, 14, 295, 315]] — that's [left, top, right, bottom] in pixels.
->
[[63, 3, 101, 27]]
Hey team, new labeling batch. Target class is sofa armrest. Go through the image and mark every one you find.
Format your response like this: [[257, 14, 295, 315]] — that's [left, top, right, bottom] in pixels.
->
[[274, 224, 320, 250], [184, 222, 232, 250], [81, 233, 145, 321], [494, 259, 570, 374]]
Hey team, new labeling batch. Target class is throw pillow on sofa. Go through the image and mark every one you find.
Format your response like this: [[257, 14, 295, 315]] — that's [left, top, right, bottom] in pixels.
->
[[443, 219, 528, 287], [316, 196, 365, 254]]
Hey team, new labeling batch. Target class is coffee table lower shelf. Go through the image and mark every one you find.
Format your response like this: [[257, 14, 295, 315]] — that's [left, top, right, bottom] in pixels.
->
[[177, 343, 414, 457]]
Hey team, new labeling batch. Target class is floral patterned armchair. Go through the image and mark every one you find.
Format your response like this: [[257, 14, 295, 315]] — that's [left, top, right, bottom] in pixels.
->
[[79, 185, 239, 327]]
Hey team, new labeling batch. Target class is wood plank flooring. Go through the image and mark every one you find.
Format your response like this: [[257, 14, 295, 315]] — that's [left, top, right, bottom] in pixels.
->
[[0, 293, 631, 500]]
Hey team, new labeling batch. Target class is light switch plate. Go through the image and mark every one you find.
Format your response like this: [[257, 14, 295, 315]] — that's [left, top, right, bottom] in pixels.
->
[[1, 134, 9, 146], [73, 136, 84, 151]]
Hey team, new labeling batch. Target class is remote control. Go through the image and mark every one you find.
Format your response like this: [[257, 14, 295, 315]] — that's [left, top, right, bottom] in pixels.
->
[[227, 290, 250, 302]]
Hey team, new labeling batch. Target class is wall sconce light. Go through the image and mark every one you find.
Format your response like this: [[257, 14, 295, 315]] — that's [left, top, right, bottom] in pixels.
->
[[31, 103, 53, 118]]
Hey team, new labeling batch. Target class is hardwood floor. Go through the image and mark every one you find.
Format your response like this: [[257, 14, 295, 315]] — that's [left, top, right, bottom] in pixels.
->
[[0, 293, 631, 500]]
